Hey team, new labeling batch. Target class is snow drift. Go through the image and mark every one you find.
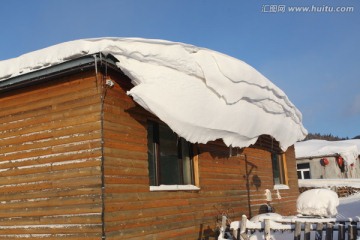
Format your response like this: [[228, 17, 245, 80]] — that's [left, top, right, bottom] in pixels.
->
[[0, 38, 307, 150], [297, 189, 339, 217]]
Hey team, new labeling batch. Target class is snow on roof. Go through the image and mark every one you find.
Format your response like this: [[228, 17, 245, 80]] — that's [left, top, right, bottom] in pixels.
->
[[0, 38, 307, 150], [295, 139, 360, 165]]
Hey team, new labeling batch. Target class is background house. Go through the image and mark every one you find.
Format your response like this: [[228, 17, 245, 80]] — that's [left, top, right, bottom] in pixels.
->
[[0, 38, 307, 239], [295, 139, 360, 179]]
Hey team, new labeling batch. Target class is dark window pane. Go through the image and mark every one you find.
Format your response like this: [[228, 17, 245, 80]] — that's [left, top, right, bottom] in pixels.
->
[[304, 171, 311, 179], [297, 171, 302, 179], [147, 122, 157, 186], [159, 124, 180, 185], [181, 139, 193, 184], [272, 153, 280, 185], [297, 163, 310, 169]]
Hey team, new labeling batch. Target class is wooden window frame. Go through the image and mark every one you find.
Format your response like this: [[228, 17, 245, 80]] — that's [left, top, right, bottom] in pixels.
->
[[272, 152, 289, 186], [147, 121, 199, 189]]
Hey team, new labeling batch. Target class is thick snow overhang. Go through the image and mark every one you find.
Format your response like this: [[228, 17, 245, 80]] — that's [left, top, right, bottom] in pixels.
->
[[295, 139, 360, 165], [0, 38, 308, 151]]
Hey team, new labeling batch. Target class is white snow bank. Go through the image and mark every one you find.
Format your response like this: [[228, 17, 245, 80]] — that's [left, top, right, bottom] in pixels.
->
[[299, 179, 360, 188], [295, 139, 360, 165], [250, 213, 283, 222], [0, 38, 307, 150], [297, 189, 339, 217]]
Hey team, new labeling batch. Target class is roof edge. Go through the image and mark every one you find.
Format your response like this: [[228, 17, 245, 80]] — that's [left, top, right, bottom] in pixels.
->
[[0, 53, 119, 93]]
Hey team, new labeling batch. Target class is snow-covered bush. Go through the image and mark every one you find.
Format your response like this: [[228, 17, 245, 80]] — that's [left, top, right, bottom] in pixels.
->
[[297, 188, 339, 217]]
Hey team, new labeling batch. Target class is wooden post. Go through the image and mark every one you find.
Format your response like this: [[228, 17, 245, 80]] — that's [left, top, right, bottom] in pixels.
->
[[240, 215, 249, 240], [304, 222, 311, 240], [326, 223, 333, 240], [219, 215, 227, 239], [294, 222, 301, 240], [264, 219, 271, 240], [338, 224, 345, 240], [348, 223, 357, 240], [315, 222, 323, 240]]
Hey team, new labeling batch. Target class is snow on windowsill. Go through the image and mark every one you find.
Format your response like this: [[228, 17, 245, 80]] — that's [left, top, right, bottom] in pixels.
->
[[150, 185, 200, 191], [274, 184, 289, 190]]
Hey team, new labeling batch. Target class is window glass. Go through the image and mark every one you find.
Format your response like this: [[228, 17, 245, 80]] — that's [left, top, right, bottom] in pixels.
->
[[147, 121, 194, 186], [147, 122, 157, 186], [158, 124, 180, 185], [271, 153, 286, 185], [297, 163, 311, 179], [181, 138, 193, 185]]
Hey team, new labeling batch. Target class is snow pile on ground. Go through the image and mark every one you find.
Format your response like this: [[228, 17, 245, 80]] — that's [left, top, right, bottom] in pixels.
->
[[0, 38, 307, 150], [297, 189, 339, 217], [299, 178, 360, 188], [250, 213, 283, 222], [295, 139, 360, 165]]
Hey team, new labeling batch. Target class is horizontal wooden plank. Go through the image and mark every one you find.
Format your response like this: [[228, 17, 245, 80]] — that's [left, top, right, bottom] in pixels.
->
[[0, 139, 102, 163], [0, 187, 101, 202], [0, 213, 101, 226], [104, 176, 148, 185], [0, 193, 102, 211], [0, 203, 102, 218], [104, 156, 147, 168], [0, 233, 102, 240], [103, 147, 147, 160], [0, 223, 102, 234], [104, 166, 148, 176], [0, 175, 102, 194], [0, 113, 101, 141], [0, 166, 101, 186]]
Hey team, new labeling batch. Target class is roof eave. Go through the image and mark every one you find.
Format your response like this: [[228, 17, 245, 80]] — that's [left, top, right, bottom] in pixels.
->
[[0, 52, 120, 93]]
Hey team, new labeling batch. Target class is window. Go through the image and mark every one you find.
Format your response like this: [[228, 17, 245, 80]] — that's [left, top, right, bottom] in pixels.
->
[[271, 153, 288, 186], [297, 163, 311, 179], [147, 121, 195, 186]]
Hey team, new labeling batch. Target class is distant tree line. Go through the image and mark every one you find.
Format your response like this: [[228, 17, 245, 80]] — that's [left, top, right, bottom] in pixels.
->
[[304, 132, 350, 141]]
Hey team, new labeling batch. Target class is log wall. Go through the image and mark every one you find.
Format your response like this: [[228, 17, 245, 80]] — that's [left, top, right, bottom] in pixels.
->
[[102, 72, 300, 239], [0, 71, 104, 239], [0, 68, 300, 239]]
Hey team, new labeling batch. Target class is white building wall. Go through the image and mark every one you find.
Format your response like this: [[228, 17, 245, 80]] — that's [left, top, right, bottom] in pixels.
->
[[297, 156, 360, 179]]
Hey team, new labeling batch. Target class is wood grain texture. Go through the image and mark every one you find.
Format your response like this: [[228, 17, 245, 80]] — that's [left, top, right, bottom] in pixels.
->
[[0, 71, 103, 239]]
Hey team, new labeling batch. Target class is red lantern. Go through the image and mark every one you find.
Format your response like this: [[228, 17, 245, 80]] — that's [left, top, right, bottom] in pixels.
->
[[336, 156, 344, 167], [320, 158, 329, 166]]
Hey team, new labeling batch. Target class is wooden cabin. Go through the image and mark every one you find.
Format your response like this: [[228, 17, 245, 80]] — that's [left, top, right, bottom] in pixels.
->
[[0, 52, 301, 239]]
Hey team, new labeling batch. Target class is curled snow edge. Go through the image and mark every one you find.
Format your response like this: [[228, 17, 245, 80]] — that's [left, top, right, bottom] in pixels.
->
[[0, 38, 307, 150]]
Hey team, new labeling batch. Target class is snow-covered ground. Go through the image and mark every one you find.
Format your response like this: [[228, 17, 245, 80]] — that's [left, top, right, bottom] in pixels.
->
[[337, 192, 360, 221]]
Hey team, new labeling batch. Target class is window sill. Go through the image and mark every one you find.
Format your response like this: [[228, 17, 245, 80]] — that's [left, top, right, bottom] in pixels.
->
[[150, 185, 200, 191], [274, 184, 289, 190]]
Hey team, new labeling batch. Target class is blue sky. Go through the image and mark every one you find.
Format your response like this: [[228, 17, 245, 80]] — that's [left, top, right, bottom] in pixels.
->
[[1, 0, 359, 138]]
